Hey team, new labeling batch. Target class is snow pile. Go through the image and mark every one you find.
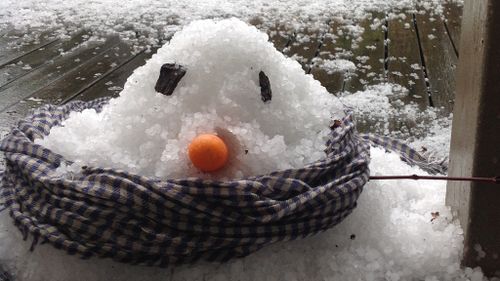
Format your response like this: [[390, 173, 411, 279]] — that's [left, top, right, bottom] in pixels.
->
[[315, 58, 357, 74], [0, 147, 491, 281], [36, 18, 344, 179], [340, 83, 452, 153], [409, 116, 452, 162], [339, 83, 453, 166]]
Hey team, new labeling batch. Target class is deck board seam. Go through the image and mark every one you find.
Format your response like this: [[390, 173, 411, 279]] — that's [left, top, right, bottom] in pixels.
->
[[0, 38, 60, 68], [383, 15, 389, 78], [412, 13, 434, 107], [443, 21, 460, 58], [0, 36, 93, 91], [0, 40, 123, 114], [62, 49, 148, 104], [306, 20, 331, 74]]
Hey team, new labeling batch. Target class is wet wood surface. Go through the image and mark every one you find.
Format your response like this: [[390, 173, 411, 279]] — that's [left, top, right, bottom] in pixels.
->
[[76, 51, 153, 102], [268, 24, 294, 52], [35, 42, 139, 104], [343, 12, 386, 93], [0, 37, 122, 112], [0, 6, 462, 136], [0, 29, 58, 67], [443, 2, 463, 56], [0, 30, 91, 87], [284, 27, 323, 72], [415, 11, 458, 112], [387, 13, 428, 109], [309, 20, 353, 95]]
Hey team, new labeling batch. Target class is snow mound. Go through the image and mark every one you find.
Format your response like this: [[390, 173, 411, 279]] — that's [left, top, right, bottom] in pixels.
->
[[0, 147, 488, 281], [36, 18, 344, 179]]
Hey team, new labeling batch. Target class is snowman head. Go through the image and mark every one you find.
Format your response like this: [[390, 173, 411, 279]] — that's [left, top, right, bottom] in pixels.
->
[[39, 18, 344, 180]]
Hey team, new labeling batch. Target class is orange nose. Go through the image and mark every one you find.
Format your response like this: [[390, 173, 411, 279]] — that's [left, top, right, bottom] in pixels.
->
[[188, 134, 229, 172]]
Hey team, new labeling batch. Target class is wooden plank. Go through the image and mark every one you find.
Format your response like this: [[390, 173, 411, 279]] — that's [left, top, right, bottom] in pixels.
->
[[0, 29, 47, 132], [29, 42, 137, 105], [0, 42, 140, 135], [268, 24, 293, 52], [310, 19, 353, 95], [284, 27, 322, 71], [415, 12, 458, 113], [0, 30, 91, 88], [0, 37, 122, 112], [0, 29, 59, 67], [443, 1, 463, 55], [446, 0, 500, 275], [387, 13, 428, 108], [343, 12, 386, 93], [0, 99, 41, 138], [249, 18, 291, 52], [75, 51, 153, 102]]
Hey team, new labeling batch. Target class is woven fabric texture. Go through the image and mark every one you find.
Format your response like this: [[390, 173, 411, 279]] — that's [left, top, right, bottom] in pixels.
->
[[0, 98, 448, 266], [0, 98, 375, 266]]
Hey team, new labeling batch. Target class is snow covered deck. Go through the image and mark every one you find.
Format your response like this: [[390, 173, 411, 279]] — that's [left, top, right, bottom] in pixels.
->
[[0, 3, 462, 140], [5, 1, 499, 280]]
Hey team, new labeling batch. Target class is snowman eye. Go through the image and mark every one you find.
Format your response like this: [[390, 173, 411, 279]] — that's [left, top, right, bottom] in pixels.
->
[[155, 63, 187, 96], [259, 71, 272, 103], [155, 64, 272, 103]]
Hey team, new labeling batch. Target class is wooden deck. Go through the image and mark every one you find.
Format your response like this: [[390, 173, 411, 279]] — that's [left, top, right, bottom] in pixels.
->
[[0, 4, 463, 140]]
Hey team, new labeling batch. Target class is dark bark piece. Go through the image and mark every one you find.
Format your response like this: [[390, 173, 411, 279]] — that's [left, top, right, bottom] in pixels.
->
[[154, 63, 186, 96], [329, 119, 342, 130], [259, 70, 272, 103]]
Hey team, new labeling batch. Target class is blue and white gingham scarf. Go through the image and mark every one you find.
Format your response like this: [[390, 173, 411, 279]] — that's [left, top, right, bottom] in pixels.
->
[[0, 98, 445, 266]]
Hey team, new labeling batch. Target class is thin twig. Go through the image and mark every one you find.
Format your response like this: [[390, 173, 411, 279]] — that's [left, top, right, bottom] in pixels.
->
[[369, 174, 500, 184]]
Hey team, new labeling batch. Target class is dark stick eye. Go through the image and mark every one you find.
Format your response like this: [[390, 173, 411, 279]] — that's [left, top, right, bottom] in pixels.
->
[[155, 63, 187, 96], [259, 71, 272, 103]]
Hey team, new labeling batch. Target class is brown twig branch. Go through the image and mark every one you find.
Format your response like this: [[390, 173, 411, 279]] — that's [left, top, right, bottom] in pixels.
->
[[369, 174, 500, 184]]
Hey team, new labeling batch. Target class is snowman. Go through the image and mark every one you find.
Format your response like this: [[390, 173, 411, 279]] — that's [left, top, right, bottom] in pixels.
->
[[37, 18, 344, 180]]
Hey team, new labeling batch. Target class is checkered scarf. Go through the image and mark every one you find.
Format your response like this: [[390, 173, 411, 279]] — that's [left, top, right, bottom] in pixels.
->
[[0, 98, 446, 266]]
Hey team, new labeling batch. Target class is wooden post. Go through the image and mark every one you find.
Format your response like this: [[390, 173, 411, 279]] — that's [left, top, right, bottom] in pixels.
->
[[446, 0, 500, 276]]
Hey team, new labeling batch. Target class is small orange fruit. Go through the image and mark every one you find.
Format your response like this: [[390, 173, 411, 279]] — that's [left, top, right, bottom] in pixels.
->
[[188, 134, 229, 172]]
